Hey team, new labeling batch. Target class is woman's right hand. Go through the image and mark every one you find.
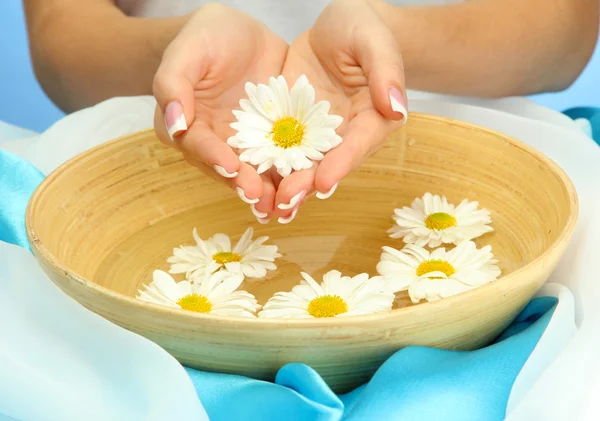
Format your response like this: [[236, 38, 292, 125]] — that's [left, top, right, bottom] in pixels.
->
[[153, 3, 288, 223]]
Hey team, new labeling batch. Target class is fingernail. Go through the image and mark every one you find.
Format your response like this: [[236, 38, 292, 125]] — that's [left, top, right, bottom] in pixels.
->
[[278, 207, 299, 224], [236, 187, 259, 204], [251, 204, 268, 219], [256, 217, 271, 225], [278, 190, 307, 210], [389, 88, 408, 124], [165, 101, 187, 140], [214, 165, 239, 178], [316, 183, 338, 200]]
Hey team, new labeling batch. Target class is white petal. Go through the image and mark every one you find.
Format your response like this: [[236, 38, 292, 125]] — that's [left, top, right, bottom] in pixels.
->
[[257, 159, 274, 174], [211, 234, 231, 252], [323, 115, 343, 130], [233, 228, 254, 254], [223, 261, 242, 273], [290, 79, 315, 121], [246, 82, 274, 121], [300, 272, 325, 296], [231, 110, 273, 132], [256, 83, 278, 120], [299, 145, 324, 161], [176, 280, 193, 297], [302, 101, 330, 125], [210, 273, 245, 298], [303, 110, 328, 129], [150, 270, 181, 301]]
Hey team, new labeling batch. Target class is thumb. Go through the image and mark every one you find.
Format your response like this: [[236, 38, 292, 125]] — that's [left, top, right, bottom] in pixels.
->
[[353, 22, 407, 123], [152, 31, 209, 140]]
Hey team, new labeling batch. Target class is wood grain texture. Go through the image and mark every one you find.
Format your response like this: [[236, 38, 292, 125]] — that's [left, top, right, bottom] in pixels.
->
[[26, 113, 578, 392]]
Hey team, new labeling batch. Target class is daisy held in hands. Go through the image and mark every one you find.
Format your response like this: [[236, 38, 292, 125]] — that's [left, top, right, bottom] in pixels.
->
[[149, 1, 408, 225], [228, 75, 344, 178]]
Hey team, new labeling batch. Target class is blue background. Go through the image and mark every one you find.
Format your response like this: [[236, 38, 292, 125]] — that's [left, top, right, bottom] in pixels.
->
[[0, 2, 598, 132]]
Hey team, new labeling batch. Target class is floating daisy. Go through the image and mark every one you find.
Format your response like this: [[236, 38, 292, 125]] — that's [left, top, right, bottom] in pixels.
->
[[136, 270, 260, 317], [389, 193, 493, 248], [258, 270, 395, 319], [227, 75, 343, 177], [376, 241, 501, 303], [167, 227, 281, 280]]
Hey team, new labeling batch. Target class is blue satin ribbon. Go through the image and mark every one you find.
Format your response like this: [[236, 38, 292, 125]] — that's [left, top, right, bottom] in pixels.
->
[[0, 148, 555, 421], [0, 150, 44, 249]]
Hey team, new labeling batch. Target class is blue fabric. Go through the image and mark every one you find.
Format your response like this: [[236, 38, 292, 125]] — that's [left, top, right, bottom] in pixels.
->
[[186, 297, 555, 421], [0, 148, 556, 421], [563, 107, 600, 145], [0, 150, 44, 248]]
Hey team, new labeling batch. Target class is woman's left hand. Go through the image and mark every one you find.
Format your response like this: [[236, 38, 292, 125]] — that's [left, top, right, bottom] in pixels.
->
[[274, 0, 407, 221]]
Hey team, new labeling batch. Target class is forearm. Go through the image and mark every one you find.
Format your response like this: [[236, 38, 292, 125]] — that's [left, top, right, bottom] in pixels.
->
[[24, 0, 189, 112], [373, 0, 599, 97]]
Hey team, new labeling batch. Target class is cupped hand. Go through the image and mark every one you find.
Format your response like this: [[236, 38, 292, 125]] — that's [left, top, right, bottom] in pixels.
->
[[274, 0, 407, 221], [152, 3, 288, 223]]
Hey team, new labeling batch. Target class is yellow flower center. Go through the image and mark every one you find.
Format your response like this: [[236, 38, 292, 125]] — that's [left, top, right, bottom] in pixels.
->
[[212, 251, 242, 265], [424, 212, 457, 230], [416, 259, 456, 278], [271, 117, 305, 148], [308, 295, 348, 318], [177, 294, 213, 313]]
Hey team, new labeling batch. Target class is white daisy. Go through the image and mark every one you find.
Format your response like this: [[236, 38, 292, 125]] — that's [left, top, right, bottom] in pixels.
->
[[167, 227, 281, 280], [227, 75, 343, 177], [389, 193, 493, 248], [258, 270, 395, 319], [376, 241, 501, 303], [136, 270, 260, 317]]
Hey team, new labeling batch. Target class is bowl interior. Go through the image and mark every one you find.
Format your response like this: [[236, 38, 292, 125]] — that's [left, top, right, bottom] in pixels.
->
[[28, 113, 575, 308]]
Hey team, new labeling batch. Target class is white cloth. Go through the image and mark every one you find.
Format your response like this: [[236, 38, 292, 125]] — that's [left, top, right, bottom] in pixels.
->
[[0, 244, 208, 421], [115, 0, 461, 43], [1, 94, 599, 420]]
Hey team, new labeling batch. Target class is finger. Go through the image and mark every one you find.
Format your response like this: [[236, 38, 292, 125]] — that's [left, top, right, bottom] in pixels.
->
[[315, 111, 392, 193], [183, 156, 236, 188], [170, 125, 263, 201], [154, 105, 183, 151], [152, 28, 210, 141], [177, 121, 241, 179], [185, 155, 265, 208], [274, 165, 318, 223], [252, 174, 277, 224], [233, 162, 264, 203], [354, 23, 407, 122]]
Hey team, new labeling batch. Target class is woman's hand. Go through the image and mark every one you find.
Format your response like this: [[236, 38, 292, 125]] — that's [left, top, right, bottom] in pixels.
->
[[274, 0, 408, 221], [152, 3, 288, 222]]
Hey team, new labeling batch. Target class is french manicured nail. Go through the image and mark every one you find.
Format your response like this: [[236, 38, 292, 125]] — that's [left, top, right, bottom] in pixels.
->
[[278, 190, 307, 210], [389, 88, 408, 124], [236, 187, 259, 204], [165, 101, 187, 140], [251, 204, 268, 219], [316, 183, 338, 200], [214, 165, 238, 178], [278, 207, 299, 224], [256, 217, 271, 225]]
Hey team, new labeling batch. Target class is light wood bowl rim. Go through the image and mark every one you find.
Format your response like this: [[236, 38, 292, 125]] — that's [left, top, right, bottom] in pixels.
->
[[26, 113, 579, 327]]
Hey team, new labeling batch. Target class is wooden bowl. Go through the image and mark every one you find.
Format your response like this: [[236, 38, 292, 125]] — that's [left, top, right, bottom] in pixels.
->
[[26, 113, 577, 392]]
